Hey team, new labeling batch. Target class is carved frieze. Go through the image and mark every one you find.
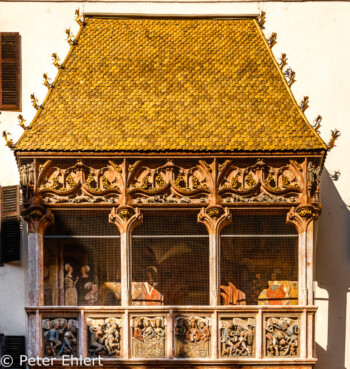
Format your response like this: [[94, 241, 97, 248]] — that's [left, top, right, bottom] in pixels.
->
[[42, 318, 78, 357], [218, 159, 304, 204], [175, 316, 211, 358], [37, 160, 122, 204], [129, 159, 212, 205], [219, 317, 255, 357], [265, 317, 299, 357], [87, 317, 122, 357], [29, 158, 307, 206], [131, 316, 166, 358]]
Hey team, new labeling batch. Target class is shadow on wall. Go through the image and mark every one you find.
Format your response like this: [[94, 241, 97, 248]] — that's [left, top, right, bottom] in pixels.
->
[[315, 169, 350, 369]]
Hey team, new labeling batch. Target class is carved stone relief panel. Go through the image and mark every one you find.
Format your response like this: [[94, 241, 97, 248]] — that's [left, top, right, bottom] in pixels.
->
[[131, 316, 166, 358], [42, 318, 79, 357], [219, 317, 255, 358], [86, 317, 122, 357], [264, 316, 299, 357], [174, 315, 211, 358]]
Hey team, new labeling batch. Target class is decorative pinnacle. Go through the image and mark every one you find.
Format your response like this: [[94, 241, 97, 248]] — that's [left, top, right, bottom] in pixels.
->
[[257, 11, 266, 29], [299, 96, 309, 112], [268, 33, 277, 48], [312, 115, 322, 133], [51, 53, 62, 69], [284, 68, 296, 87], [279, 53, 288, 71], [30, 93, 42, 110], [65, 28, 76, 46], [327, 129, 341, 151], [2, 131, 14, 150], [75, 9, 84, 27], [43, 73, 52, 89], [17, 114, 27, 130]]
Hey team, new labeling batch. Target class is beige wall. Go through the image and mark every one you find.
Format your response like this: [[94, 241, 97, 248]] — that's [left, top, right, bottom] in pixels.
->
[[0, 2, 349, 367]]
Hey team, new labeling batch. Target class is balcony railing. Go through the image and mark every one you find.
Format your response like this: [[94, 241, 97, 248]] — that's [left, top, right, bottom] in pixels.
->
[[25, 305, 317, 365]]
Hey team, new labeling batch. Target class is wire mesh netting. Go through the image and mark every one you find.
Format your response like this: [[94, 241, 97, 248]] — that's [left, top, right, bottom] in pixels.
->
[[43, 209, 298, 307], [220, 213, 298, 305], [132, 211, 209, 306], [44, 211, 120, 306]]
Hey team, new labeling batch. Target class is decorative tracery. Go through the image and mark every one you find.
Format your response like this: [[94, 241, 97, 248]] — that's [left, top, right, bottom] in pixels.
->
[[26, 158, 310, 207]]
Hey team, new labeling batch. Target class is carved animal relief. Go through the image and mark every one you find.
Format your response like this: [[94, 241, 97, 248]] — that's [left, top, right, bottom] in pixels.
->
[[265, 317, 299, 357], [42, 318, 78, 357], [87, 318, 122, 357], [175, 316, 211, 358], [131, 316, 166, 358], [220, 317, 255, 357]]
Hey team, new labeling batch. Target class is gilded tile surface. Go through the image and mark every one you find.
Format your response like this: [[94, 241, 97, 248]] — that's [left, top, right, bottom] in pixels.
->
[[16, 17, 326, 152]]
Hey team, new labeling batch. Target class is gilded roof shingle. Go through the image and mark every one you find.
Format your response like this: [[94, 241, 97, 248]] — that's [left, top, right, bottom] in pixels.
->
[[16, 16, 327, 152]]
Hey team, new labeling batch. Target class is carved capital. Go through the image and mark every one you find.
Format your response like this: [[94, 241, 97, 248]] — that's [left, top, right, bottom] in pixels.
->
[[286, 204, 321, 234], [109, 206, 143, 234], [197, 206, 231, 235], [22, 204, 54, 234]]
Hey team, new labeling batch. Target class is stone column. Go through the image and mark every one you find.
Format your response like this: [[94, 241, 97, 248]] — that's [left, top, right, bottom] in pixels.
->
[[22, 205, 54, 307], [109, 206, 143, 306], [197, 206, 231, 306], [287, 205, 320, 306]]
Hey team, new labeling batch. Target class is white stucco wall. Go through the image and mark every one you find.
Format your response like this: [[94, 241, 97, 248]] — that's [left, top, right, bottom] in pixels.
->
[[0, 2, 349, 368]]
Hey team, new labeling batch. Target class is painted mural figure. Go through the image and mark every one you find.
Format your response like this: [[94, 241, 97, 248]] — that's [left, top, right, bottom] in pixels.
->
[[64, 264, 78, 306], [84, 282, 98, 305], [77, 265, 93, 305]]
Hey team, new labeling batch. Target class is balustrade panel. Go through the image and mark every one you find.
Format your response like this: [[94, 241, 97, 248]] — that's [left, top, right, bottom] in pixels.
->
[[28, 306, 315, 363]]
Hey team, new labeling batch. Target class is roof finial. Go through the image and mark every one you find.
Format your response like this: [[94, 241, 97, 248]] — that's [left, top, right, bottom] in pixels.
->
[[257, 11, 266, 29], [30, 93, 42, 110], [51, 53, 62, 69], [267, 33, 277, 48], [283, 68, 296, 87], [312, 115, 322, 133], [327, 129, 341, 151], [18, 114, 27, 130], [279, 53, 288, 71], [2, 131, 14, 150], [299, 96, 309, 112], [75, 8, 85, 27], [65, 28, 76, 46], [43, 73, 53, 89]]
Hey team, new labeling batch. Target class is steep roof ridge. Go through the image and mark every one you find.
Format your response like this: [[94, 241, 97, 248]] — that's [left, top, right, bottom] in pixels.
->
[[15, 21, 86, 150], [253, 20, 327, 150]]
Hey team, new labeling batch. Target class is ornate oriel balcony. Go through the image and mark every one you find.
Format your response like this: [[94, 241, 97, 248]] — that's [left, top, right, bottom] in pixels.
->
[[20, 156, 322, 368]]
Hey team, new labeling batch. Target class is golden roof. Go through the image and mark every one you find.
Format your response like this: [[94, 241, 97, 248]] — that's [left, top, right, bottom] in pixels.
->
[[16, 16, 327, 152]]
